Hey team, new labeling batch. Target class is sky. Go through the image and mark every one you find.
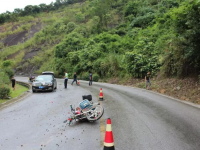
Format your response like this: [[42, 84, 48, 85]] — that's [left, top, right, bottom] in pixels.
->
[[0, 0, 56, 14]]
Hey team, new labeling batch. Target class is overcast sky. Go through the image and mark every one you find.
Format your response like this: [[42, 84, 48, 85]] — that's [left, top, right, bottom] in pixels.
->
[[0, 0, 56, 14]]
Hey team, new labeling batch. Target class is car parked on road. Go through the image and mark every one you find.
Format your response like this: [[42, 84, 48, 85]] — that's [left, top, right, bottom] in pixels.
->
[[32, 72, 57, 93]]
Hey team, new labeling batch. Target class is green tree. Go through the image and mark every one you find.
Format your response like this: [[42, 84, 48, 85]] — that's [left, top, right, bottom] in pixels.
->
[[24, 5, 33, 15], [0, 14, 5, 24], [124, 1, 139, 17], [162, 0, 200, 77], [2, 60, 12, 68], [39, 3, 48, 12], [32, 5, 40, 14]]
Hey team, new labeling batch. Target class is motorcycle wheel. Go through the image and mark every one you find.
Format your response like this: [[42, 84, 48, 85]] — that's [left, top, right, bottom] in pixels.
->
[[86, 105, 104, 121]]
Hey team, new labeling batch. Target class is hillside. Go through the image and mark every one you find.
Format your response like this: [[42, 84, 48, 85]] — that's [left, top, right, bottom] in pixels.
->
[[0, 0, 200, 103]]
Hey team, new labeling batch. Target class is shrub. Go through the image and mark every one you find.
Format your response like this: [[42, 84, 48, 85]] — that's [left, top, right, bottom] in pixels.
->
[[92, 73, 99, 82], [75, 13, 85, 23], [58, 75, 63, 78], [0, 85, 11, 99], [0, 71, 10, 85], [2, 60, 12, 67], [16, 65, 23, 71], [124, 1, 139, 17], [4, 68, 14, 79], [81, 72, 89, 81], [130, 13, 155, 28], [66, 22, 76, 33]]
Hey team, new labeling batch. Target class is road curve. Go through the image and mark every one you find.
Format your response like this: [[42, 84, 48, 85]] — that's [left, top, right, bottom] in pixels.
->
[[0, 77, 200, 150]]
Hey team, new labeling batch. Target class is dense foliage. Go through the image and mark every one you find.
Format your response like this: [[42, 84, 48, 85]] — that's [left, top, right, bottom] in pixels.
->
[[0, 69, 13, 99], [0, 85, 10, 99], [1, 0, 200, 80], [53, 0, 200, 78]]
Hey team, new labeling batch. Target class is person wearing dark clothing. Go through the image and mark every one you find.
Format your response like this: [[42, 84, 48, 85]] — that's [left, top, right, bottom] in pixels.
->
[[89, 73, 92, 86], [11, 76, 16, 91], [145, 72, 151, 89], [71, 72, 77, 85]]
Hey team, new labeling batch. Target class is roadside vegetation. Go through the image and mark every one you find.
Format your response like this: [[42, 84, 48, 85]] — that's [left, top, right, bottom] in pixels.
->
[[0, 84, 28, 104], [0, 61, 14, 100], [0, 61, 28, 102], [0, 0, 200, 103]]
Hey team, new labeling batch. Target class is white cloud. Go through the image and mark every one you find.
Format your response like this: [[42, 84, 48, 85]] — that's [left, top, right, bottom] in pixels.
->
[[0, 0, 56, 14]]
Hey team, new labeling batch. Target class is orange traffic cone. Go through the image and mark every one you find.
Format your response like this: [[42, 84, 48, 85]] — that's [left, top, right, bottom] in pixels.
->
[[99, 88, 103, 100], [77, 80, 80, 86], [104, 118, 115, 150]]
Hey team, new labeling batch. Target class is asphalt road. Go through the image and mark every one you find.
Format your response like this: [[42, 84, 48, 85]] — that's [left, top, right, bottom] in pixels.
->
[[0, 77, 200, 150]]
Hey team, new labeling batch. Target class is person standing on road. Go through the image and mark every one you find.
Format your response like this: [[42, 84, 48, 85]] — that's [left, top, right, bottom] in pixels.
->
[[145, 71, 151, 90], [71, 72, 77, 85], [11, 76, 16, 91], [89, 73, 92, 86], [64, 71, 68, 89]]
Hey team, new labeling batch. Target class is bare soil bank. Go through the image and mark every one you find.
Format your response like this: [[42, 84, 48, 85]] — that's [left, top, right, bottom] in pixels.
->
[[108, 77, 200, 104]]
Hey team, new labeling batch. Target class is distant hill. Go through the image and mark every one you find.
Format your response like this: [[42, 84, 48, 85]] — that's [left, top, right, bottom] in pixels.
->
[[0, 0, 200, 81]]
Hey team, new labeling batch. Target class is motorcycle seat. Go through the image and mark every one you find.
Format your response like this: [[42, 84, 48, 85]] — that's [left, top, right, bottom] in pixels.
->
[[82, 95, 92, 101]]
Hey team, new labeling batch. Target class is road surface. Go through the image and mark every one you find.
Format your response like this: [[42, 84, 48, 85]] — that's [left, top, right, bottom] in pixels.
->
[[0, 77, 200, 150]]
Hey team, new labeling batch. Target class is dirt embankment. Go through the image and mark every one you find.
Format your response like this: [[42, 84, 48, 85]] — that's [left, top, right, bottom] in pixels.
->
[[108, 77, 200, 104], [2, 21, 43, 76], [0, 22, 18, 33], [2, 22, 42, 47], [14, 47, 41, 76]]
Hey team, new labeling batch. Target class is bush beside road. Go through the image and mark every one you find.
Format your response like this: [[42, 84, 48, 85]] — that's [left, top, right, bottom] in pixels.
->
[[0, 84, 29, 104]]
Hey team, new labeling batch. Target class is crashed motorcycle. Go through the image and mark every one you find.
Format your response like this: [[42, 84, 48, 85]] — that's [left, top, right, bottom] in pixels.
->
[[28, 76, 35, 82], [66, 95, 104, 125]]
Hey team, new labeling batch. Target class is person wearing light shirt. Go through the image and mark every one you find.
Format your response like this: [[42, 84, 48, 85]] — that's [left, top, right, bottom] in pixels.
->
[[64, 71, 68, 89]]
